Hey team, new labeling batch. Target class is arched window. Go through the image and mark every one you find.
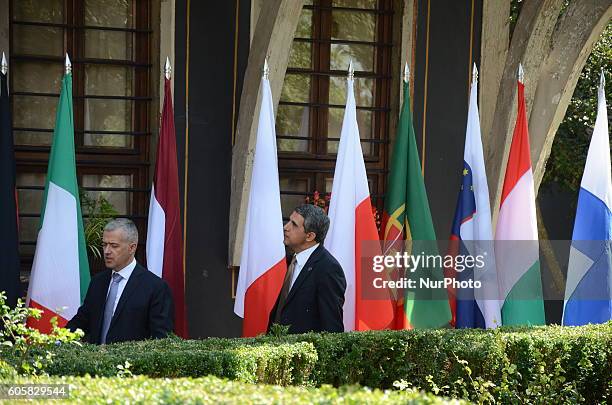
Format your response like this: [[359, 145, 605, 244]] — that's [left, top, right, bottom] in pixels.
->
[[277, 0, 394, 219]]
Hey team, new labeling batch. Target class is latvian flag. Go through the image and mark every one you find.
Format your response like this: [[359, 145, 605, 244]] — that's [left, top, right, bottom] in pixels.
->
[[147, 59, 188, 337]]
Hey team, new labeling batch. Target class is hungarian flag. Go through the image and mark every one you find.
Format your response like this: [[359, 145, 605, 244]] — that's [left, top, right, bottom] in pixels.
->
[[26, 55, 91, 332], [0, 53, 21, 307], [380, 69, 450, 329], [562, 72, 611, 326], [233, 63, 287, 337], [326, 64, 394, 331], [494, 64, 545, 326], [449, 65, 501, 329], [146, 60, 188, 338]]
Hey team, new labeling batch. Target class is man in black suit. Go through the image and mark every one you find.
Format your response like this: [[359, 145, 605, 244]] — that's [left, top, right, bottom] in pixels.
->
[[268, 204, 346, 334], [67, 218, 174, 344]]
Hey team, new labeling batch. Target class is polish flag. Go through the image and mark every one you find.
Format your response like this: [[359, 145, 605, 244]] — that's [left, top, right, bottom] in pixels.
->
[[233, 61, 287, 337], [326, 63, 394, 331], [146, 58, 188, 337]]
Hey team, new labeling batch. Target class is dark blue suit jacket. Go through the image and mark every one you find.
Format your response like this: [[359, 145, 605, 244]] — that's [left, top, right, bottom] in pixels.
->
[[268, 245, 346, 334], [67, 263, 174, 344]]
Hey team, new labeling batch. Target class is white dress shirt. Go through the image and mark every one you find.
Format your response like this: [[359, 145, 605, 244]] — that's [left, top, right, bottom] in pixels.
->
[[106, 258, 137, 314], [290, 243, 319, 289]]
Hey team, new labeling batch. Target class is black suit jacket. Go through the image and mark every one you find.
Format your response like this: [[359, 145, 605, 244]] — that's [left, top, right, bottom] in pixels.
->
[[268, 245, 346, 334], [67, 263, 174, 344]]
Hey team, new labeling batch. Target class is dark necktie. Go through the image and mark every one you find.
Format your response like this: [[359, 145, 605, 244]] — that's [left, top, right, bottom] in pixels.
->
[[274, 255, 297, 323]]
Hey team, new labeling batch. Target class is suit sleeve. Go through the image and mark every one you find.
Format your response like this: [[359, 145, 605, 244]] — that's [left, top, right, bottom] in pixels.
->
[[149, 281, 174, 338], [317, 261, 347, 332], [66, 281, 95, 335]]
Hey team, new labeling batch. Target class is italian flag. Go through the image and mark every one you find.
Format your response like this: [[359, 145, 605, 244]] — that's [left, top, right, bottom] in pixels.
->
[[326, 65, 394, 331], [27, 57, 90, 332], [233, 64, 287, 337], [381, 72, 451, 329], [494, 65, 545, 326]]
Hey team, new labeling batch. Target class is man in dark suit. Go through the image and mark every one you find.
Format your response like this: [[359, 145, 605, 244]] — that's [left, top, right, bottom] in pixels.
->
[[67, 218, 174, 344], [268, 204, 346, 334]]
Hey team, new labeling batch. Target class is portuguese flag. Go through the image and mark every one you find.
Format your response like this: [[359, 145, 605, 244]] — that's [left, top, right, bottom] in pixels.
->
[[380, 73, 451, 329], [26, 56, 90, 332]]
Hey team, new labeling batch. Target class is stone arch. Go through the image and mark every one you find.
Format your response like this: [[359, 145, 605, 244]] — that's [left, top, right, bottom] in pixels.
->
[[483, 0, 611, 219], [228, 0, 305, 265]]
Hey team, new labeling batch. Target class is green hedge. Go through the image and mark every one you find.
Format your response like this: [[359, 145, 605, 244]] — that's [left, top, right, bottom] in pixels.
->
[[1, 375, 463, 404], [40, 339, 317, 385], [270, 323, 612, 403], [10, 322, 612, 403]]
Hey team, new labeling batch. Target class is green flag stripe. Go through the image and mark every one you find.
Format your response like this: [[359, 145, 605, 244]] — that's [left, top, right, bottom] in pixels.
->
[[39, 73, 90, 301], [502, 261, 546, 325]]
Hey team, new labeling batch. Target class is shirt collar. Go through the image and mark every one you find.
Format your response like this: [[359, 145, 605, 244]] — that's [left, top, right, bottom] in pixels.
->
[[112, 258, 137, 281], [294, 243, 319, 267]]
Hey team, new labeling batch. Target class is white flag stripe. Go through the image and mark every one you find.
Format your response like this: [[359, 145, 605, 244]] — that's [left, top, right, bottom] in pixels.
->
[[495, 171, 540, 301], [326, 78, 371, 331], [146, 184, 166, 278], [581, 74, 612, 211], [459, 75, 501, 328], [27, 182, 81, 319], [233, 75, 286, 318]]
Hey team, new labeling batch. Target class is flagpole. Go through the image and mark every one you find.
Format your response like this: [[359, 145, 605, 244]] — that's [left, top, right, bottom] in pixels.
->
[[1, 52, 7, 75], [65, 53, 71, 75], [165, 57, 172, 80]]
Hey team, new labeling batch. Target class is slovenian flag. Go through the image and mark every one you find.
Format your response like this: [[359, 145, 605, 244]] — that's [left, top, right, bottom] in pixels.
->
[[494, 64, 545, 326], [562, 71, 612, 326], [449, 65, 501, 329], [326, 62, 394, 331], [233, 61, 287, 337], [26, 55, 91, 332]]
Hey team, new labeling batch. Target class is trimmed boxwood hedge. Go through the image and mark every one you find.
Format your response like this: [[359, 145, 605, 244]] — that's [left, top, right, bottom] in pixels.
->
[[42, 340, 318, 385], [1, 375, 464, 404], [8, 322, 611, 403]]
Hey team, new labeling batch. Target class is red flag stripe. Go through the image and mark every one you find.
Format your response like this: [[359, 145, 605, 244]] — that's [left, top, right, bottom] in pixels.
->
[[242, 258, 286, 337], [500, 81, 532, 205], [152, 78, 188, 338], [26, 300, 68, 334]]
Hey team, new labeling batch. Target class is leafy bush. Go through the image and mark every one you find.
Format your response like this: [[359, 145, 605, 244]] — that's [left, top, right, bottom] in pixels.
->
[[17, 323, 612, 403], [0, 375, 464, 404], [41, 336, 317, 386], [0, 292, 83, 375]]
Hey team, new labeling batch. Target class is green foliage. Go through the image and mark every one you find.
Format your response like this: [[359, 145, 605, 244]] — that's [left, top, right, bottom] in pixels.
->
[[79, 191, 118, 259], [42, 336, 318, 386], [0, 291, 83, 376], [0, 375, 463, 405], [34, 323, 612, 403], [543, 22, 612, 191]]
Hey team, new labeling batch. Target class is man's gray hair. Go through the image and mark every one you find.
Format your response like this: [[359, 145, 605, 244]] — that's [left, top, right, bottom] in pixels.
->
[[104, 218, 138, 244], [294, 204, 330, 243]]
